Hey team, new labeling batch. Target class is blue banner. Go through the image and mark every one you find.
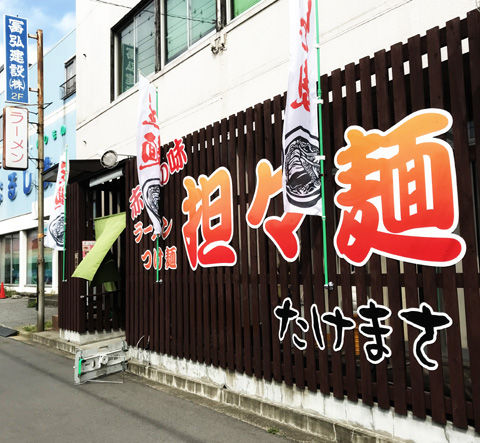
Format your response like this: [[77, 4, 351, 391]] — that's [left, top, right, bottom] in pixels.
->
[[4, 15, 28, 104]]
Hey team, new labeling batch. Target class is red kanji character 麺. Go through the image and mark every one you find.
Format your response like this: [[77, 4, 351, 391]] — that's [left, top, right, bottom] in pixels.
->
[[181, 167, 237, 270], [334, 109, 466, 267], [246, 159, 305, 262], [165, 246, 177, 270]]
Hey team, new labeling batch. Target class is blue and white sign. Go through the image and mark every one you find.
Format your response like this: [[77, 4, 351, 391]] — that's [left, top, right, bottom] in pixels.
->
[[4, 15, 28, 104]]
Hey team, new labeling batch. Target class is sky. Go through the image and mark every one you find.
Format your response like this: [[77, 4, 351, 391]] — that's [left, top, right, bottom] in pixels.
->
[[1, 0, 75, 65]]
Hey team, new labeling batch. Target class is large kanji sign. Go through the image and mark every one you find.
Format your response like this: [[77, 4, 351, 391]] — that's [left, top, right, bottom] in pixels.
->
[[4, 15, 28, 104], [333, 109, 466, 267]]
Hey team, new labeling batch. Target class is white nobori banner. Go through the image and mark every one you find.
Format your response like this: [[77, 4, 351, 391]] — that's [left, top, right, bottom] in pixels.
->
[[136, 75, 162, 234], [282, 0, 322, 215], [45, 153, 69, 250]]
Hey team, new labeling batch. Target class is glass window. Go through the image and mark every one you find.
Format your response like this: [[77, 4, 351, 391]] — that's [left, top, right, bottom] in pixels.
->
[[3, 233, 19, 285], [231, 0, 260, 18], [27, 229, 53, 286], [119, 1, 155, 94], [62, 56, 76, 99], [165, 0, 215, 62]]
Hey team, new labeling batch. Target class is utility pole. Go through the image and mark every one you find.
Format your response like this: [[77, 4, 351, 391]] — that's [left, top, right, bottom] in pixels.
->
[[29, 29, 44, 332]]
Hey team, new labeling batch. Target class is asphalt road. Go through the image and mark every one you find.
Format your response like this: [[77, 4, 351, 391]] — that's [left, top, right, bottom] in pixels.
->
[[0, 297, 57, 329], [0, 337, 292, 443]]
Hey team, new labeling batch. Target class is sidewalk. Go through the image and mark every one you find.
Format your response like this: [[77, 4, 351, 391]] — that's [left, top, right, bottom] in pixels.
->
[[0, 296, 57, 330]]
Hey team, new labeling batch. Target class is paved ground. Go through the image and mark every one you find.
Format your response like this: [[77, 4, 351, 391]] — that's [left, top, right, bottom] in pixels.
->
[[0, 297, 57, 329], [0, 337, 293, 443]]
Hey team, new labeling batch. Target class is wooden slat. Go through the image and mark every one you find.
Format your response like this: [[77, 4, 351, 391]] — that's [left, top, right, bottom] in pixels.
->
[[329, 68, 345, 398], [221, 117, 235, 372], [388, 41, 409, 417], [337, 64, 358, 402], [372, 50, 392, 410], [403, 36, 427, 417], [237, 110, 251, 375], [246, 106, 262, 378], [206, 124, 218, 366], [198, 129, 211, 365], [186, 132, 195, 359], [228, 114, 243, 372], [213, 122, 225, 367], [264, 98, 282, 384], [351, 57, 373, 406], [254, 102, 272, 381], [447, 16, 477, 430], [466, 10, 480, 429]]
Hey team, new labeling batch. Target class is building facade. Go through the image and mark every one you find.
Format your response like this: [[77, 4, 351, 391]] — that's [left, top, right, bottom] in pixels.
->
[[0, 29, 76, 294], [65, 0, 480, 441]]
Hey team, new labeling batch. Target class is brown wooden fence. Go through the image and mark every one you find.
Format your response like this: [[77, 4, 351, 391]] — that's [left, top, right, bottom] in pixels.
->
[[61, 9, 480, 432], [59, 179, 126, 334]]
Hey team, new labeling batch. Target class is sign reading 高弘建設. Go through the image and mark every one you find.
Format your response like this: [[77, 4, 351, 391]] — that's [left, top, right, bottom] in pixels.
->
[[4, 15, 28, 105]]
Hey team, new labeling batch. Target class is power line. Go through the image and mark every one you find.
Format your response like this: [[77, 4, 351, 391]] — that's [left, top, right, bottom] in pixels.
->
[[88, 0, 216, 24]]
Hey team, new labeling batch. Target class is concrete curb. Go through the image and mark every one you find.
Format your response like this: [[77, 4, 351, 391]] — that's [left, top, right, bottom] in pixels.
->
[[30, 331, 397, 442], [127, 360, 396, 443]]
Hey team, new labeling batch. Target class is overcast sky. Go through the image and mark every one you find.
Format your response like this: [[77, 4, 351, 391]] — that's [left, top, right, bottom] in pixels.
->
[[1, 0, 75, 65]]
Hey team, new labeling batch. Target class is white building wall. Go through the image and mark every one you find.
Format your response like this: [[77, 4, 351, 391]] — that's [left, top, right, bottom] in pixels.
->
[[76, 0, 477, 158]]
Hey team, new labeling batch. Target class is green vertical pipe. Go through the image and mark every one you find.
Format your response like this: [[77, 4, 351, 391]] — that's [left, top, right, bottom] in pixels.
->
[[62, 144, 68, 282], [155, 89, 160, 283], [314, 0, 330, 287]]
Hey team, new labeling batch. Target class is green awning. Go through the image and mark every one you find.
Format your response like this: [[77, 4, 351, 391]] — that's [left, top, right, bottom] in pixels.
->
[[72, 212, 126, 281]]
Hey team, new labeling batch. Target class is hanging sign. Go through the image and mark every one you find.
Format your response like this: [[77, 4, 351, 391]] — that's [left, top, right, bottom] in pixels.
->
[[282, 0, 322, 215], [3, 106, 28, 170], [45, 153, 69, 250], [136, 75, 162, 234], [333, 109, 466, 267], [4, 15, 28, 104]]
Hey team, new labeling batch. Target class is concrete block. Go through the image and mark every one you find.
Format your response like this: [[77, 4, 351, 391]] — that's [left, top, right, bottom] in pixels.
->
[[284, 409, 307, 431], [261, 402, 285, 423], [239, 394, 262, 414], [222, 389, 240, 407], [203, 384, 220, 400], [306, 416, 336, 441]]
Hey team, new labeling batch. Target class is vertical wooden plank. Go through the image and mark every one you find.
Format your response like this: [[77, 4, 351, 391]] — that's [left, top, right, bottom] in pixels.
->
[[254, 103, 272, 381], [246, 106, 262, 378], [185, 133, 195, 360], [194, 131, 204, 363], [335, 65, 358, 402], [388, 42, 410, 417], [181, 140, 190, 359], [468, 9, 480, 259], [213, 122, 225, 368], [349, 60, 373, 406], [198, 128, 210, 364], [237, 110, 251, 375], [228, 114, 242, 372], [264, 98, 282, 384], [372, 50, 392, 410], [167, 140, 176, 356], [221, 117, 235, 372], [206, 124, 218, 366], [466, 10, 480, 428], [329, 68, 346, 398], [272, 95, 293, 386], [446, 17, 476, 430], [313, 78, 331, 395]]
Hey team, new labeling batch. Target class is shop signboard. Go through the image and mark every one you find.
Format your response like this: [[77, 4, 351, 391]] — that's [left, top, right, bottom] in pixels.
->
[[4, 15, 28, 104], [3, 106, 28, 170]]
